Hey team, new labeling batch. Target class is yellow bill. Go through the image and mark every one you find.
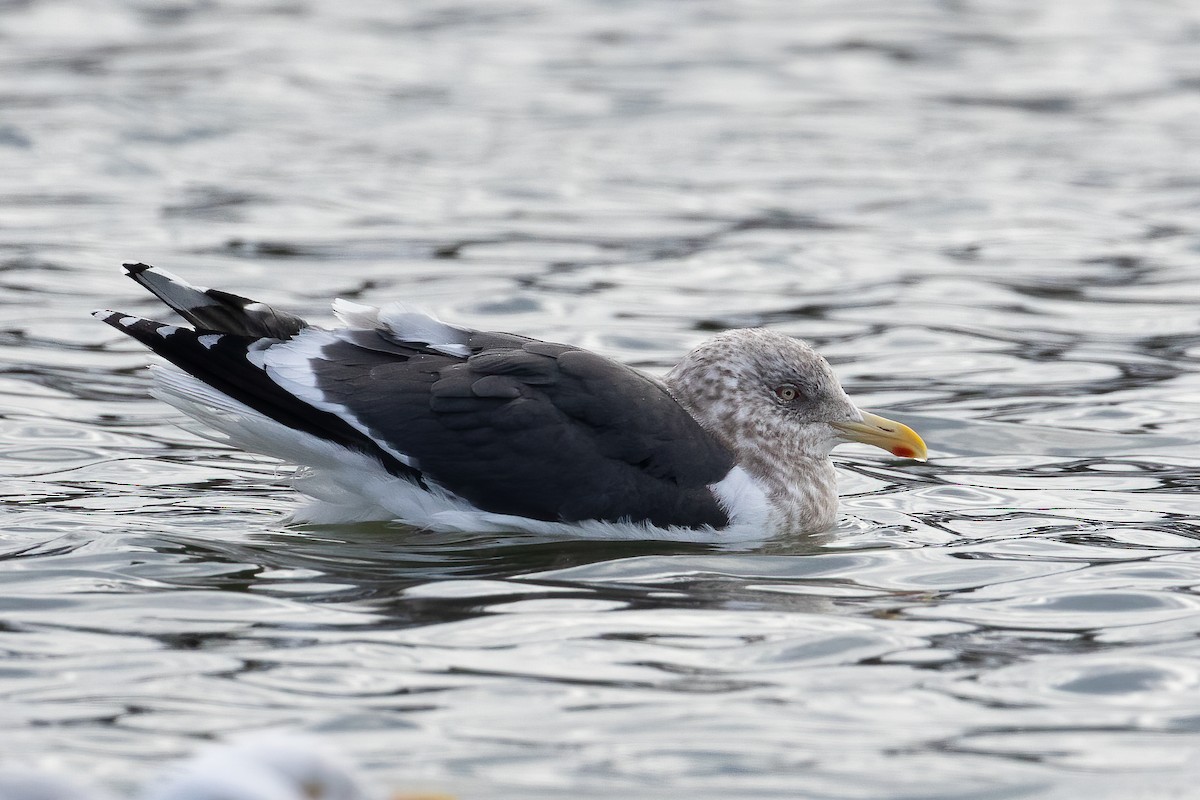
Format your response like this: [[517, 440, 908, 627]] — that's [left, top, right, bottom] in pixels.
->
[[831, 411, 927, 461]]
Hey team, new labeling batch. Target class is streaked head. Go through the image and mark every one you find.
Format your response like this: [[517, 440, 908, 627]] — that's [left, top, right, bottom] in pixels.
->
[[666, 328, 926, 462]]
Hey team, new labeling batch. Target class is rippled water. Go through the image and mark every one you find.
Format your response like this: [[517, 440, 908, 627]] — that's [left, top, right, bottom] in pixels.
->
[[2, 0, 1199, 797]]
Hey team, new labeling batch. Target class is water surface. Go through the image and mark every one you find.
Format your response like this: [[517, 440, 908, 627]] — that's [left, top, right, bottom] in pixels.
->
[[1, 1, 1199, 798]]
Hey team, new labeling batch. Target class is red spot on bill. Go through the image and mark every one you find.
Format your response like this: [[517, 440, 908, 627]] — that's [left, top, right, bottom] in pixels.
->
[[892, 445, 917, 459]]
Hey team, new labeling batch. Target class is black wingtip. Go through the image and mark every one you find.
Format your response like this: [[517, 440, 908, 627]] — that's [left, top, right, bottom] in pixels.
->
[[123, 262, 152, 276]]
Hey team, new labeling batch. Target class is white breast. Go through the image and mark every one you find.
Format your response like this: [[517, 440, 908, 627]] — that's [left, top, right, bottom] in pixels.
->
[[709, 466, 774, 531]]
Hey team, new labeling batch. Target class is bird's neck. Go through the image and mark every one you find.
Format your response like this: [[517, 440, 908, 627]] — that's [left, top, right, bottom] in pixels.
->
[[664, 371, 841, 534], [738, 450, 839, 534]]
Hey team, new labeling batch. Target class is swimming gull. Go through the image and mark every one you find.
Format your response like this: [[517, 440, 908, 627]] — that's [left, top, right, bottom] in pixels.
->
[[94, 263, 926, 540]]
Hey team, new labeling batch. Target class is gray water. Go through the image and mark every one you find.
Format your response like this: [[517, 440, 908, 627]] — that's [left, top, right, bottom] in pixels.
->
[[2, 0, 1199, 797]]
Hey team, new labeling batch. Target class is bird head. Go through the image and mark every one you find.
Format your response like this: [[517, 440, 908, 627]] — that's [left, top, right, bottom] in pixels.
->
[[667, 328, 927, 464]]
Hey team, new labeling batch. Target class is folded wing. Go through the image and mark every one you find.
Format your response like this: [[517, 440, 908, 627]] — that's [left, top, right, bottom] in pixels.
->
[[97, 265, 736, 528]]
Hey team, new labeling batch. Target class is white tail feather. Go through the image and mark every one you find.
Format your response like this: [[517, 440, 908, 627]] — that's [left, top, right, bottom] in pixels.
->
[[330, 298, 380, 329]]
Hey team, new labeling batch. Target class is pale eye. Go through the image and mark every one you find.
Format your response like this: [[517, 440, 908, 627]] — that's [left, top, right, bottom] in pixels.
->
[[774, 384, 799, 402]]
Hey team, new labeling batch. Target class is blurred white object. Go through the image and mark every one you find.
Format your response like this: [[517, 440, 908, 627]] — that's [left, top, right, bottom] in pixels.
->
[[0, 734, 451, 800], [144, 734, 365, 800]]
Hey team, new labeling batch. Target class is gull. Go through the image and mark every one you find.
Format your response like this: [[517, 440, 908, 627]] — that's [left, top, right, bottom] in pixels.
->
[[95, 264, 925, 540]]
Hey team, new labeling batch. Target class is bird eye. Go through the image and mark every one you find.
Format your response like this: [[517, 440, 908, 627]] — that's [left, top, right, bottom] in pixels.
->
[[774, 384, 799, 402]]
